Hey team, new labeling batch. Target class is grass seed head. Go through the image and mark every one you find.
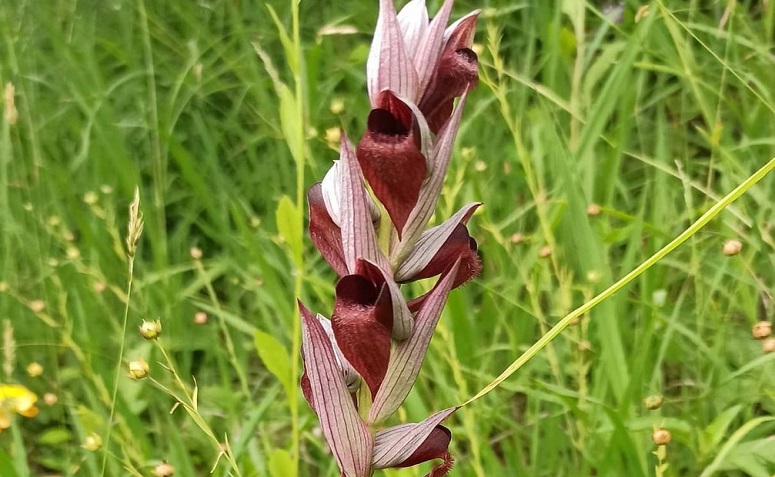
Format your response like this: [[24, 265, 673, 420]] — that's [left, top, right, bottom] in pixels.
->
[[126, 187, 144, 259]]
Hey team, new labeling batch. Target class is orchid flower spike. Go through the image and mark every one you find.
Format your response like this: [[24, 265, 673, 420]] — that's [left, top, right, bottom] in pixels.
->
[[299, 1, 481, 476]]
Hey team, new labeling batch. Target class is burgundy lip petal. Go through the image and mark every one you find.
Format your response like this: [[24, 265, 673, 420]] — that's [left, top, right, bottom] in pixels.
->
[[356, 258, 414, 341], [425, 452, 455, 477], [332, 275, 393, 398], [308, 183, 348, 276], [419, 47, 479, 134], [409, 224, 481, 287], [357, 103, 427, 238], [395, 426, 452, 468]]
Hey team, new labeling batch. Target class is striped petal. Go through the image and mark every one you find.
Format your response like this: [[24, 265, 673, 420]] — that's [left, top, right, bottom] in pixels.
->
[[368, 0, 420, 105], [299, 302, 373, 476]]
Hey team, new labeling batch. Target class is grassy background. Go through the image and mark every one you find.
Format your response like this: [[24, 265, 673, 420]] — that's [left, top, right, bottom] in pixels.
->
[[1, 0, 774, 476]]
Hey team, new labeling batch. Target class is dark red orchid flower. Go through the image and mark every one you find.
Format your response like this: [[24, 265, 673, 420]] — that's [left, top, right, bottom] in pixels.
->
[[298, 1, 481, 476]]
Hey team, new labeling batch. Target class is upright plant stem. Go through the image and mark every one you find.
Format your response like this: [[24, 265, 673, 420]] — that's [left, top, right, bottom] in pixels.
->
[[289, 1, 305, 472]]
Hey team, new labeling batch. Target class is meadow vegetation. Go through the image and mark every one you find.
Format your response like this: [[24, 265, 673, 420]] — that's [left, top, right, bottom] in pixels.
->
[[1, 0, 774, 476]]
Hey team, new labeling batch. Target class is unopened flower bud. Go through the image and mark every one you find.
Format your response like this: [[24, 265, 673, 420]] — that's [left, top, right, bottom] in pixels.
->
[[652, 428, 671, 446], [539, 246, 552, 258], [190, 247, 203, 260], [722, 239, 742, 256], [139, 319, 162, 340], [763, 338, 775, 354], [153, 462, 175, 476], [128, 358, 150, 380], [586, 203, 601, 216], [643, 394, 663, 410], [752, 321, 771, 340]]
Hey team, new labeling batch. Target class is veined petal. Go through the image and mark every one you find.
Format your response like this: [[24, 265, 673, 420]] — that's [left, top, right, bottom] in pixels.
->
[[355, 259, 414, 340], [321, 161, 343, 224], [299, 302, 373, 476], [397, 0, 429, 59], [368, 260, 460, 423], [414, 0, 454, 93], [308, 183, 348, 276], [368, 0, 420, 105], [373, 407, 457, 469], [339, 133, 390, 274], [322, 159, 381, 226], [398, 93, 469, 249], [395, 203, 480, 282], [332, 275, 392, 399], [443, 9, 480, 47], [357, 92, 428, 238]]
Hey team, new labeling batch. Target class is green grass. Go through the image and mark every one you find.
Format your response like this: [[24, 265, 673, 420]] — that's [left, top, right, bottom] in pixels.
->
[[1, 0, 774, 476]]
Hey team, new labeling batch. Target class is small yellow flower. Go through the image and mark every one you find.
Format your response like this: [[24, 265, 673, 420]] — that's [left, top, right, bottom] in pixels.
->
[[82, 432, 103, 451], [139, 319, 162, 340], [0, 384, 39, 433], [128, 358, 150, 380]]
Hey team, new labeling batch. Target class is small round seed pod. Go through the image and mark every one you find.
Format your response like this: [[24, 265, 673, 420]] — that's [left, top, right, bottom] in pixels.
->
[[652, 428, 671, 446], [139, 319, 162, 340], [153, 462, 175, 477], [128, 358, 150, 380], [752, 321, 771, 340], [722, 239, 742, 256]]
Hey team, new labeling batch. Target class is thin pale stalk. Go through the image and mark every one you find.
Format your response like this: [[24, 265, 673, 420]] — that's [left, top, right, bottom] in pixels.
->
[[462, 156, 775, 406]]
